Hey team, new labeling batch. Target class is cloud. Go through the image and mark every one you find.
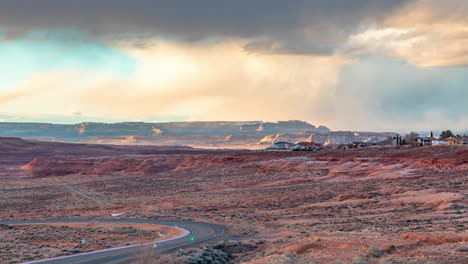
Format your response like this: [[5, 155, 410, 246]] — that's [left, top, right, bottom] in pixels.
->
[[4, 0, 465, 66], [3, 1, 467, 65], [0, 40, 345, 126], [344, 0, 468, 66], [0, 0, 409, 56], [0, 0, 466, 132], [1, 40, 467, 132], [0, 72, 79, 104], [332, 56, 468, 131], [76, 40, 345, 123]]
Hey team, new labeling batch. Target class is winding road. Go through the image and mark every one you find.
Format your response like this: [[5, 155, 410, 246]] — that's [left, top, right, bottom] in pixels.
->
[[0, 218, 225, 264]]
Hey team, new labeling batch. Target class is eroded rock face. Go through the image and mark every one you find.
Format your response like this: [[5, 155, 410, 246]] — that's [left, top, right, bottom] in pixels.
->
[[0, 120, 329, 138], [259, 132, 314, 145], [259, 131, 397, 146], [77, 131, 398, 148]]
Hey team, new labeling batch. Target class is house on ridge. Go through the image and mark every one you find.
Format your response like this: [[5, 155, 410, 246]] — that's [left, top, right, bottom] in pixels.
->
[[415, 137, 433, 147], [294, 142, 322, 151], [447, 137, 468, 145], [271, 141, 296, 150]]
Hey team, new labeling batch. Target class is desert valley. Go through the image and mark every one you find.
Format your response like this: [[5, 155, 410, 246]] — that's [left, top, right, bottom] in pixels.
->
[[2, 1, 468, 263], [0, 122, 466, 264]]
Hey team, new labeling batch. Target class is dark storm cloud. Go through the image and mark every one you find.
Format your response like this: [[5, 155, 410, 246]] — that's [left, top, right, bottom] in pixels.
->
[[0, 0, 409, 54]]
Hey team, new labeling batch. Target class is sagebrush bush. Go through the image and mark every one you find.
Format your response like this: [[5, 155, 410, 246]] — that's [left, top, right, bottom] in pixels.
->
[[369, 246, 383, 258], [213, 241, 258, 254], [187, 247, 233, 264], [385, 244, 396, 253], [352, 255, 369, 264]]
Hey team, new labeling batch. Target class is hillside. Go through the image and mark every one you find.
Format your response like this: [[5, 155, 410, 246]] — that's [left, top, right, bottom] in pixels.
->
[[0, 137, 192, 166]]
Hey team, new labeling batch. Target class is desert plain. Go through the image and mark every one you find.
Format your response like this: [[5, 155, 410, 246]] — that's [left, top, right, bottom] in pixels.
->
[[0, 137, 466, 263]]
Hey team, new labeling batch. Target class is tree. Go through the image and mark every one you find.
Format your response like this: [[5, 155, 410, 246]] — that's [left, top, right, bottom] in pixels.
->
[[404, 132, 419, 145], [440, 130, 455, 139]]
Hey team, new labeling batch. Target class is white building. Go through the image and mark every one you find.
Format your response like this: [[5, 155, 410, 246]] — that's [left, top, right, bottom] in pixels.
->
[[432, 139, 449, 145]]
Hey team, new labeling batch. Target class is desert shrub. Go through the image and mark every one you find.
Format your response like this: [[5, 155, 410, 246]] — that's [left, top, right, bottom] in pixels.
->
[[458, 246, 468, 252], [186, 247, 232, 264], [133, 252, 181, 264], [271, 251, 309, 264], [130, 245, 182, 264], [352, 255, 369, 264], [385, 244, 396, 253], [213, 241, 258, 254], [369, 246, 383, 258], [231, 226, 258, 236], [171, 247, 233, 264], [0, 224, 12, 230]]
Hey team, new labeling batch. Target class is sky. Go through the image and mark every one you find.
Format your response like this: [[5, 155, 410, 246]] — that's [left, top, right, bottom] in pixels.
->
[[0, 0, 467, 132]]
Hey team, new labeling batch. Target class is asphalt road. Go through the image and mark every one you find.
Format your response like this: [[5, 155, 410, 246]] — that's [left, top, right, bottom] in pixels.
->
[[0, 218, 225, 264]]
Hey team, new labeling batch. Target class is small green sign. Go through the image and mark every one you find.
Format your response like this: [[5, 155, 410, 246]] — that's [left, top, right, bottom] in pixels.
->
[[189, 235, 196, 243]]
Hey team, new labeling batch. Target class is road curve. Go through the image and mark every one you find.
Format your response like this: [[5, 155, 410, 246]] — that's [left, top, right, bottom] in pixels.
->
[[0, 218, 225, 264]]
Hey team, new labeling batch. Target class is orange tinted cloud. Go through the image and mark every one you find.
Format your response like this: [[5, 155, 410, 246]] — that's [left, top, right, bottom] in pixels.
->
[[344, 0, 468, 67], [0, 72, 79, 104], [76, 40, 345, 123]]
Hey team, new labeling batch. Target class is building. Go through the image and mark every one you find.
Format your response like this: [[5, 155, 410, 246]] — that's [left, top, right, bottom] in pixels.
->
[[324, 144, 339, 149], [415, 137, 451, 146], [447, 137, 468, 145], [431, 138, 449, 145], [294, 142, 322, 151], [416, 137, 433, 147], [272, 141, 296, 150], [352, 141, 369, 148]]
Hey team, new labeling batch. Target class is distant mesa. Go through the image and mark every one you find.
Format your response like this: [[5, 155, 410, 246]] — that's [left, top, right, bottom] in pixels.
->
[[0, 120, 404, 150], [0, 120, 329, 138]]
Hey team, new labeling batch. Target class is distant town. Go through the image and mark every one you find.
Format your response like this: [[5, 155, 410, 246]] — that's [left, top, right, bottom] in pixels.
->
[[267, 130, 468, 151]]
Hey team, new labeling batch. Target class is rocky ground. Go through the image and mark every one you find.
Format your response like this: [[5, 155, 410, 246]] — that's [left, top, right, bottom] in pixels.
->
[[0, 137, 466, 263]]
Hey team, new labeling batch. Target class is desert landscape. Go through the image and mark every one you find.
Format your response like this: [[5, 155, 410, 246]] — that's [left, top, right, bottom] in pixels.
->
[[0, 136, 466, 263], [3, 1, 468, 263]]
